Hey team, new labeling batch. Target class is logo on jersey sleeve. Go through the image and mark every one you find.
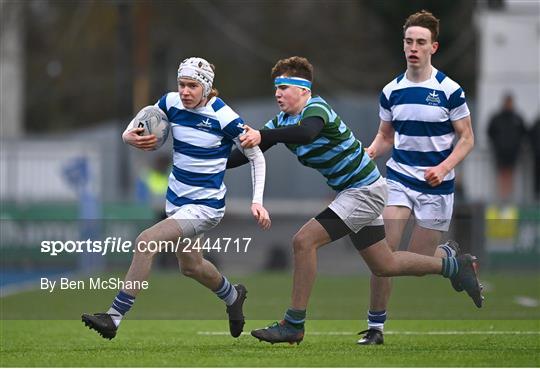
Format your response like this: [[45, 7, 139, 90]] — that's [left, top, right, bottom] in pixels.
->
[[426, 90, 441, 105]]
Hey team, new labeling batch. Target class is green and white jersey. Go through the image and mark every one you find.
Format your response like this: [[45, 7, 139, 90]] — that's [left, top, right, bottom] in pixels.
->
[[264, 96, 380, 191]]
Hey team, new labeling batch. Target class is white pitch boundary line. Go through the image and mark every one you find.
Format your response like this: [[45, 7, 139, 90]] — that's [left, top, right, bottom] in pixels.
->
[[198, 331, 540, 336]]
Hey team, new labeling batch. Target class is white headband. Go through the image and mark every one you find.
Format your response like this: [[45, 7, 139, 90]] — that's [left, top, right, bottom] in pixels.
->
[[177, 57, 214, 97]]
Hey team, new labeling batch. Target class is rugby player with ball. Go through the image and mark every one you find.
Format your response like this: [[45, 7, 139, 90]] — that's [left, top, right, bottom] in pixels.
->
[[82, 57, 270, 340]]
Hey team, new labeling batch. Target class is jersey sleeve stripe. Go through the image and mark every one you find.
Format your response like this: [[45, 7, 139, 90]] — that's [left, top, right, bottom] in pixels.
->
[[165, 92, 179, 110], [216, 105, 240, 128], [303, 104, 331, 123], [435, 70, 447, 83], [379, 106, 392, 121], [380, 92, 391, 110], [222, 118, 244, 139], [449, 104, 470, 122], [264, 117, 278, 130], [448, 88, 466, 110], [158, 95, 168, 114], [211, 98, 226, 112]]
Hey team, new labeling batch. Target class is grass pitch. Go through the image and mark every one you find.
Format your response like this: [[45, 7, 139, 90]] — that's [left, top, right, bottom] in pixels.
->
[[1, 272, 539, 367], [2, 320, 539, 367]]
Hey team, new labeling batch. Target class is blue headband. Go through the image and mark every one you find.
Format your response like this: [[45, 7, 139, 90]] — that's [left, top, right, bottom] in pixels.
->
[[274, 76, 312, 90]]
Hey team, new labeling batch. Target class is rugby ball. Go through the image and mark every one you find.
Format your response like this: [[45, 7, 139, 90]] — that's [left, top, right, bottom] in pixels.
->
[[130, 105, 170, 149]]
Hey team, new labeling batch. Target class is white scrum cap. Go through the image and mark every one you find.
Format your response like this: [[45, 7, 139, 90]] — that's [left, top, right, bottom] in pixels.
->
[[177, 57, 215, 97]]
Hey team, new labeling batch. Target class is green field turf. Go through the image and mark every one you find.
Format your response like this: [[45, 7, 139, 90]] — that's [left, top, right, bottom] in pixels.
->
[[1, 320, 539, 367], [1, 272, 539, 367]]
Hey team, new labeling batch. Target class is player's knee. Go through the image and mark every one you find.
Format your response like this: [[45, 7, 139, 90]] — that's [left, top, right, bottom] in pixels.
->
[[386, 240, 400, 252], [292, 232, 312, 254], [370, 260, 396, 277], [372, 267, 392, 277], [370, 265, 385, 277], [181, 266, 198, 278], [134, 230, 159, 258], [180, 260, 202, 278]]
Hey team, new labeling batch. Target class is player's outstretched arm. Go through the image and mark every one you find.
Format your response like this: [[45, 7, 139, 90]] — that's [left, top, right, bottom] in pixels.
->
[[227, 128, 276, 169], [424, 116, 474, 186], [366, 120, 394, 159], [233, 139, 271, 230], [240, 117, 324, 149], [251, 202, 271, 230]]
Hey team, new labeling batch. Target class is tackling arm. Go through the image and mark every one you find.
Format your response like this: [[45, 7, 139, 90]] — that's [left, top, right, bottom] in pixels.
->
[[259, 116, 324, 145], [227, 117, 323, 169], [227, 140, 275, 169]]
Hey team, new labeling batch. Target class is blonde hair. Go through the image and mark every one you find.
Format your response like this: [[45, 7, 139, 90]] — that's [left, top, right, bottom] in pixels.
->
[[207, 87, 219, 100]]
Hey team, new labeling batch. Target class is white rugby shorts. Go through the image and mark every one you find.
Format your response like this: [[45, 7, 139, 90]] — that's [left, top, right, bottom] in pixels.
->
[[328, 176, 387, 233], [386, 179, 454, 232], [165, 201, 225, 238]]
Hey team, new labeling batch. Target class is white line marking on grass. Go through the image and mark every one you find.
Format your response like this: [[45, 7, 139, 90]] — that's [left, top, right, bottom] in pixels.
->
[[514, 296, 539, 307], [387, 331, 540, 335], [198, 330, 540, 336]]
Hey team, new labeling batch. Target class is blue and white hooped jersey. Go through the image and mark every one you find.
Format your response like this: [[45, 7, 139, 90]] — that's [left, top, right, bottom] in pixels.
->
[[379, 68, 470, 195], [157, 93, 244, 209]]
